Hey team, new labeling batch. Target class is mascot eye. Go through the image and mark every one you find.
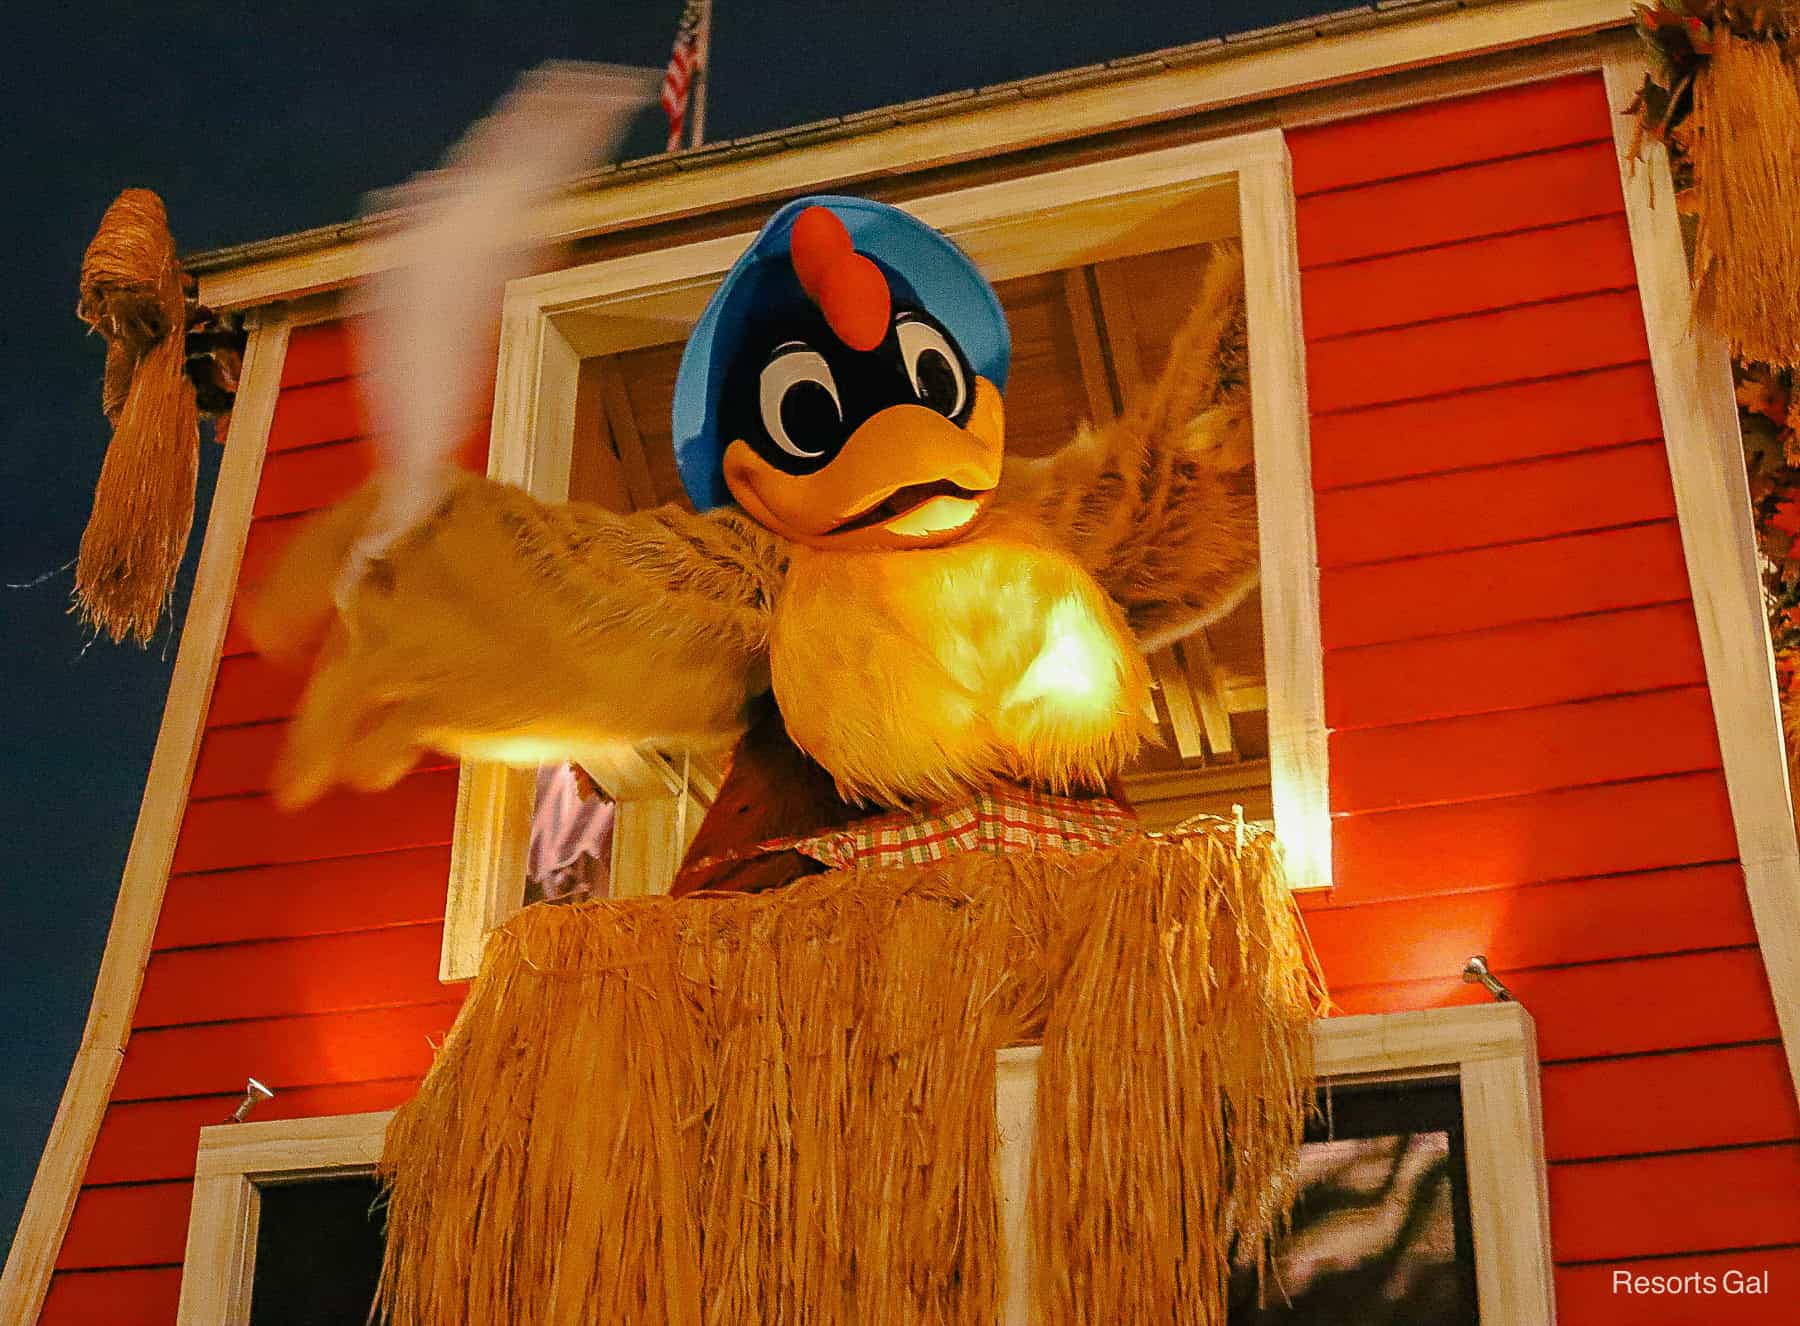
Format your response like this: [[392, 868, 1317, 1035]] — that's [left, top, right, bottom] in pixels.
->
[[759, 346, 842, 459], [896, 317, 967, 419]]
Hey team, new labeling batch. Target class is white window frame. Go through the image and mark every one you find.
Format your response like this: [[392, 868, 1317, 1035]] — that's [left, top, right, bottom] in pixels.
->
[[441, 126, 1330, 981], [999, 1002, 1557, 1325], [174, 1110, 388, 1326]]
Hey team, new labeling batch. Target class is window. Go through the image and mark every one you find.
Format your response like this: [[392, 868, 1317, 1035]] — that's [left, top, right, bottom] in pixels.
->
[[1228, 1076, 1479, 1324], [998, 1003, 1554, 1326], [247, 1176, 385, 1326], [442, 127, 1329, 981], [174, 1111, 387, 1326]]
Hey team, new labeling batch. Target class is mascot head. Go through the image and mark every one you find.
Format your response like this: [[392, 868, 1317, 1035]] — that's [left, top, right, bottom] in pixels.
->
[[672, 196, 1009, 550]]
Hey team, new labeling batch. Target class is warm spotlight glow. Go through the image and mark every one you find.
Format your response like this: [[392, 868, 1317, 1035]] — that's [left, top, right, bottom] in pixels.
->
[[1007, 594, 1120, 713], [452, 734, 570, 765], [1268, 774, 1334, 891], [451, 733, 638, 771]]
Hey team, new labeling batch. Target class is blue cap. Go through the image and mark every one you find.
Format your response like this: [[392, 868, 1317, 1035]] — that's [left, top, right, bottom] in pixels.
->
[[671, 195, 1009, 511]]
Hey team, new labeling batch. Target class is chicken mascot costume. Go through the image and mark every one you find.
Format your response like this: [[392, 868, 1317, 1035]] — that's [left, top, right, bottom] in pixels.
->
[[251, 195, 1320, 1326]]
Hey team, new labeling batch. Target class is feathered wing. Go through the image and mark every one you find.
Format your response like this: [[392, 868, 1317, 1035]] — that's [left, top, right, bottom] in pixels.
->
[[239, 61, 776, 809], [994, 242, 1259, 651], [246, 474, 785, 808]]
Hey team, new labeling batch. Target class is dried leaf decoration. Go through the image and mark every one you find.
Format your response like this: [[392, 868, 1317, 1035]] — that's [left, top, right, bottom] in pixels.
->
[[1688, 27, 1800, 365], [74, 189, 199, 644], [1628, 4, 1800, 366]]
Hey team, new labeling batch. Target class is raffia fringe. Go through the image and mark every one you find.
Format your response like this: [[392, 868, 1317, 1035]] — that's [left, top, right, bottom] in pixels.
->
[[378, 831, 1323, 1326], [1688, 30, 1800, 367], [75, 189, 199, 644]]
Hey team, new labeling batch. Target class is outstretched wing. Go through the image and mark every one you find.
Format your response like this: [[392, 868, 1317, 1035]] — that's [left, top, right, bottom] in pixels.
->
[[994, 242, 1259, 651], [240, 61, 790, 809], [247, 474, 785, 808]]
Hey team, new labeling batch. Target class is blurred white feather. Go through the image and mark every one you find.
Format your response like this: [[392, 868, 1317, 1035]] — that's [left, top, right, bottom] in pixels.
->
[[343, 62, 659, 592]]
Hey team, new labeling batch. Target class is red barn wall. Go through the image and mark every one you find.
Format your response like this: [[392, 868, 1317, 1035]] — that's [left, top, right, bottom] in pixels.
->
[[38, 324, 481, 1324], [29, 69, 1800, 1326], [1290, 74, 1800, 1320]]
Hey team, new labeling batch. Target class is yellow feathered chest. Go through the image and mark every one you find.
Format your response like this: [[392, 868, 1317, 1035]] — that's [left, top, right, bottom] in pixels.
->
[[769, 511, 1151, 806]]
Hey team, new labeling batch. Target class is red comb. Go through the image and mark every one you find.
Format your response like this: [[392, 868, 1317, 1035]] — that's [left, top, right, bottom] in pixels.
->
[[789, 205, 890, 352]]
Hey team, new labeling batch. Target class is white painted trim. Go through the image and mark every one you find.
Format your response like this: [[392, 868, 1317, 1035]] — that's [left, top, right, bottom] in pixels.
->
[[442, 129, 1333, 978], [1275, 22, 1626, 130], [998, 1004, 1555, 1324], [1240, 145, 1332, 889], [196, 0, 1633, 312], [1602, 54, 1800, 1106], [0, 316, 291, 1326], [175, 1112, 389, 1326], [440, 763, 536, 983]]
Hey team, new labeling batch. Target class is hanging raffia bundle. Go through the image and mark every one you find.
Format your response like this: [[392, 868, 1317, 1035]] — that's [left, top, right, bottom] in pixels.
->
[[74, 189, 199, 643], [377, 828, 1322, 1326], [1685, 25, 1800, 365]]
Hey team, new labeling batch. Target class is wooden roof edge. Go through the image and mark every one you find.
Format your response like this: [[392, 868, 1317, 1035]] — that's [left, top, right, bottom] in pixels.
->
[[187, 0, 1634, 309]]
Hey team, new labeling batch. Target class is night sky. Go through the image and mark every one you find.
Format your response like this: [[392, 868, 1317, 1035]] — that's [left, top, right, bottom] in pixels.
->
[[1, 0, 1342, 1259]]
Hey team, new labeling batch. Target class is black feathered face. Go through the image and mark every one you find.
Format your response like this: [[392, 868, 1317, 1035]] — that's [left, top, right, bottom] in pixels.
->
[[721, 306, 975, 475], [718, 301, 1005, 551]]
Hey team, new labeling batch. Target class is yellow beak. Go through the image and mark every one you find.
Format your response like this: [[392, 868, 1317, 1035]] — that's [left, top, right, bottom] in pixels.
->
[[723, 376, 1005, 550]]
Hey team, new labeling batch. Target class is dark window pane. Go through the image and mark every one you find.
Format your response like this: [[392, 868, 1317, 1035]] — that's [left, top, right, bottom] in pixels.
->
[[1230, 1077, 1480, 1325], [248, 1175, 385, 1326]]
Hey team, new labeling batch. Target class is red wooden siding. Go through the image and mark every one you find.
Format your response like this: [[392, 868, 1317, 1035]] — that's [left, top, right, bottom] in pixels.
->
[[1291, 72, 1800, 1309], [1320, 521, 1691, 651], [1309, 361, 1665, 489], [84, 1080, 423, 1185], [110, 1003, 460, 1102], [39, 322, 479, 1321], [38, 1268, 180, 1326]]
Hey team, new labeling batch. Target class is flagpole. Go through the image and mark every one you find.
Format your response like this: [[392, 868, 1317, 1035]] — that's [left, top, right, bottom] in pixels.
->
[[689, 0, 712, 149]]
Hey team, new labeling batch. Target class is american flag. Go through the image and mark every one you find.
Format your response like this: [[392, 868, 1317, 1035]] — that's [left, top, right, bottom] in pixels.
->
[[661, 0, 708, 152]]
